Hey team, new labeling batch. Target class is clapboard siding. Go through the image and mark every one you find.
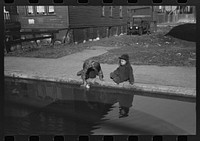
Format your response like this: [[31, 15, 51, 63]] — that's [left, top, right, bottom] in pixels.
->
[[68, 6, 128, 28], [17, 6, 69, 29], [132, 8, 152, 16], [17, 6, 128, 29], [128, 6, 154, 20]]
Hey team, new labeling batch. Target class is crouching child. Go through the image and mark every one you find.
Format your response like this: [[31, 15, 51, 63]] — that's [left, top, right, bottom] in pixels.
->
[[110, 54, 134, 85], [77, 60, 104, 88]]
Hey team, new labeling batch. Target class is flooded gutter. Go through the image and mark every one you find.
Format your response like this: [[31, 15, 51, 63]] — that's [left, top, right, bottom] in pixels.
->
[[4, 71, 196, 103]]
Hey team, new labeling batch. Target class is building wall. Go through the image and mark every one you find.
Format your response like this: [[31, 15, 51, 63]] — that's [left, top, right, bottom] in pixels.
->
[[4, 6, 21, 31], [127, 6, 156, 22], [66, 6, 128, 43], [16, 6, 129, 43], [131, 7, 152, 16], [17, 6, 69, 29], [128, 6, 152, 15], [68, 6, 128, 28], [157, 13, 195, 23], [154, 6, 196, 23]]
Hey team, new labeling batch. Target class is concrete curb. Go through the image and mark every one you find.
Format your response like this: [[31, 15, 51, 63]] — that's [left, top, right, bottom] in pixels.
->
[[5, 71, 196, 103]]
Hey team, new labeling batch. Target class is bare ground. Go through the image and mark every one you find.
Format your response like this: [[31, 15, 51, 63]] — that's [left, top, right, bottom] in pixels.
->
[[5, 24, 196, 67], [87, 32, 196, 67]]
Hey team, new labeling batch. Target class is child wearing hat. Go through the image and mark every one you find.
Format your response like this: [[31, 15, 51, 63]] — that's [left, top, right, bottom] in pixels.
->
[[110, 54, 134, 85]]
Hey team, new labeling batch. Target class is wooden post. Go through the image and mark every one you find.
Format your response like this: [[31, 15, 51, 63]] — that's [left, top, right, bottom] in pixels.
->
[[83, 28, 87, 41], [63, 29, 70, 44], [109, 27, 111, 37], [106, 27, 109, 38], [97, 28, 100, 39], [51, 33, 55, 45], [72, 29, 75, 44], [116, 26, 118, 36], [33, 34, 39, 46]]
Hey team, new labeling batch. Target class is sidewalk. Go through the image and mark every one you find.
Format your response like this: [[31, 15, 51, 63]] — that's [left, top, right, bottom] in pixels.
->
[[4, 46, 196, 101]]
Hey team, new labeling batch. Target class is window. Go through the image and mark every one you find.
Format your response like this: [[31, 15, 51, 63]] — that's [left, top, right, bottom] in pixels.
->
[[36, 6, 45, 15], [127, 9, 131, 18], [119, 6, 123, 18], [16, 6, 19, 14], [26, 6, 56, 16], [48, 6, 55, 14], [27, 6, 34, 15], [28, 19, 35, 24], [131, 9, 135, 13], [4, 7, 10, 20], [158, 6, 165, 13], [110, 6, 113, 17], [185, 6, 193, 14], [102, 6, 105, 17]]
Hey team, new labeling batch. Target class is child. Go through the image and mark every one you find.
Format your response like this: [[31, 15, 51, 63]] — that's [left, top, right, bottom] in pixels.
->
[[77, 60, 104, 88], [110, 54, 134, 85], [118, 94, 134, 118]]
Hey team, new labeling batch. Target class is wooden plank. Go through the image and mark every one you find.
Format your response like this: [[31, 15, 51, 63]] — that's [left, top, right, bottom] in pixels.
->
[[132, 15, 152, 18], [5, 22, 21, 30], [8, 35, 53, 45], [17, 6, 69, 29], [5, 30, 59, 35], [68, 6, 128, 28]]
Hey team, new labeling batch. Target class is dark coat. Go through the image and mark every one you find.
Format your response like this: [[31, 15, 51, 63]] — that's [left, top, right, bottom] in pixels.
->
[[77, 60, 104, 83], [110, 60, 134, 84]]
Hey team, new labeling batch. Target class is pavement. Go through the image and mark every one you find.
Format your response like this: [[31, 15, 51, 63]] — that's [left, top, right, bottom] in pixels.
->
[[4, 46, 196, 102]]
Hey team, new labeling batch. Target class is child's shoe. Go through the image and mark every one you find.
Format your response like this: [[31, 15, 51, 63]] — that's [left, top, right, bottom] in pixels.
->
[[119, 107, 129, 118]]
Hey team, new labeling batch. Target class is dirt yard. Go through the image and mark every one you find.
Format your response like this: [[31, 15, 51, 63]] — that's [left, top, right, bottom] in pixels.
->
[[87, 25, 196, 67], [5, 23, 196, 67]]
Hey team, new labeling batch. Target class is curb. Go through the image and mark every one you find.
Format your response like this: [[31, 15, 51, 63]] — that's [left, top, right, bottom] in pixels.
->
[[5, 71, 196, 103]]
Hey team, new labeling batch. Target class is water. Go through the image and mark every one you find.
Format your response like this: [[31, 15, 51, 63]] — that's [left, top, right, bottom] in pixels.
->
[[4, 77, 196, 135]]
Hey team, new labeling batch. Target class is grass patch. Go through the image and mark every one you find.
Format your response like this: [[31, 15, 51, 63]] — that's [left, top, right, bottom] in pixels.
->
[[88, 26, 196, 67], [5, 25, 196, 67]]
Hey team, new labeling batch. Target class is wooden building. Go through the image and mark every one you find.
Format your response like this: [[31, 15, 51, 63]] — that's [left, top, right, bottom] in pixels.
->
[[4, 6, 21, 53], [4, 6, 21, 37], [17, 6, 128, 43], [127, 6, 196, 25], [127, 6, 156, 21], [153, 6, 196, 23]]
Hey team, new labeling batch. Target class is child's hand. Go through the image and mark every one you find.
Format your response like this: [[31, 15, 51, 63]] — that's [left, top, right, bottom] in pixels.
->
[[81, 81, 87, 87], [85, 84, 90, 89], [80, 82, 90, 90], [99, 76, 104, 81]]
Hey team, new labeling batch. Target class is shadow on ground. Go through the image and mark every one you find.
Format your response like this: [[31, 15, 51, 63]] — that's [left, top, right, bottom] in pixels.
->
[[165, 23, 196, 42]]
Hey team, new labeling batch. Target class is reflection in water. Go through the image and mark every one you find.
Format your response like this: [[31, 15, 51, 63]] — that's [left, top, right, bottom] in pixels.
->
[[118, 94, 134, 118], [4, 77, 195, 135], [4, 77, 134, 135]]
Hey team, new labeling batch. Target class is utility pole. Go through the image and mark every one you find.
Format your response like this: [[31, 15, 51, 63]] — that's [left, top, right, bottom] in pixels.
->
[[193, 6, 196, 22], [151, 6, 154, 21]]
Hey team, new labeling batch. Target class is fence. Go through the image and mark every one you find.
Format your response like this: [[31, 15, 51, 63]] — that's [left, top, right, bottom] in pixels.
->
[[157, 13, 195, 24], [64, 25, 127, 44]]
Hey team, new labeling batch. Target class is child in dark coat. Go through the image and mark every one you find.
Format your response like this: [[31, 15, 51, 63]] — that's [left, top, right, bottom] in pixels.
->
[[77, 60, 104, 88], [110, 54, 134, 85]]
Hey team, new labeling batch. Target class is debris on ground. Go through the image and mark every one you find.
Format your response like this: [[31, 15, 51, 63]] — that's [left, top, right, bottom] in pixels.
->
[[5, 24, 196, 67]]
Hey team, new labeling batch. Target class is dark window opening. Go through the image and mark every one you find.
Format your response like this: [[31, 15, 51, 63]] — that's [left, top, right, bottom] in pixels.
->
[[48, 6, 55, 14], [36, 6, 46, 15], [110, 6, 113, 17], [27, 6, 34, 15], [102, 6, 105, 17], [119, 6, 123, 18], [26, 6, 56, 16]]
